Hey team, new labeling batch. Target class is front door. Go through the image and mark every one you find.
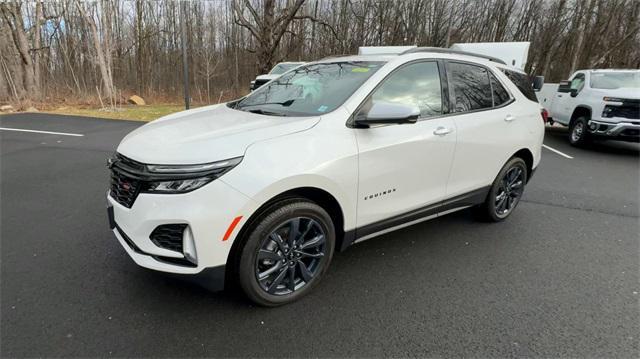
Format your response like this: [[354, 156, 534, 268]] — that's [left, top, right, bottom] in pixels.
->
[[354, 61, 456, 234]]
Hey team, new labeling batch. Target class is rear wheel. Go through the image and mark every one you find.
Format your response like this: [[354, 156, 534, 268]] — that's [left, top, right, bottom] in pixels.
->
[[475, 157, 527, 222], [569, 116, 591, 147], [237, 199, 335, 306]]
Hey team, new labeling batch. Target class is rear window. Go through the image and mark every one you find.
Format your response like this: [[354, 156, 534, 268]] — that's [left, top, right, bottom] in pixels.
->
[[501, 69, 538, 102], [490, 73, 511, 106], [448, 62, 493, 112]]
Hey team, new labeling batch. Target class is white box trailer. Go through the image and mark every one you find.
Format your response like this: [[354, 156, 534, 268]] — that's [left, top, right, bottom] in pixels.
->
[[451, 42, 530, 70], [358, 46, 417, 55]]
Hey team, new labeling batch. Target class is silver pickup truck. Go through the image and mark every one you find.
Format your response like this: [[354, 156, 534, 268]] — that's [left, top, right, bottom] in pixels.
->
[[536, 69, 640, 146]]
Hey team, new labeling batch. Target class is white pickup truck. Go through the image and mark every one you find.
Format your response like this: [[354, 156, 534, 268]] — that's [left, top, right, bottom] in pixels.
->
[[536, 69, 640, 146]]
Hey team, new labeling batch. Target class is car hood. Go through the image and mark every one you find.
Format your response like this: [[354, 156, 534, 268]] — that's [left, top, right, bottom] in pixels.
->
[[592, 87, 640, 100], [117, 103, 319, 164], [256, 74, 279, 81]]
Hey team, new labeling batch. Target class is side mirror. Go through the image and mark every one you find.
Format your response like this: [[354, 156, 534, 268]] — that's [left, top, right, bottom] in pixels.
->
[[570, 89, 579, 97], [557, 80, 571, 93], [532, 76, 544, 91], [355, 102, 420, 127]]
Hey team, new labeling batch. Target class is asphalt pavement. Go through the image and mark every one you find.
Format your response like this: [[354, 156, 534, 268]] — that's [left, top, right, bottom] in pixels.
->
[[1, 113, 638, 357]]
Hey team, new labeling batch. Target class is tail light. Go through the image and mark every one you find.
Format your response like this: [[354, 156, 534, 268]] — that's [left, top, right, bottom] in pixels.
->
[[541, 108, 549, 124]]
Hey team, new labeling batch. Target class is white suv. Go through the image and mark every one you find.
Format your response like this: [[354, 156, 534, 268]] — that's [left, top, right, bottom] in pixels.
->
[[107, 48, 544, 306]]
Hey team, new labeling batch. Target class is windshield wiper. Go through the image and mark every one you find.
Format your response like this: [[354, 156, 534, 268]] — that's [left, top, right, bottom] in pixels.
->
[[245, 108, 288, 116], [240, 99, 296, 108]]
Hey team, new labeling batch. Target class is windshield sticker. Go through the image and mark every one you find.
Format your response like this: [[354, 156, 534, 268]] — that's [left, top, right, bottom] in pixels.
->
[[317, 105, 329, 112], [352, 67, 370, 73]]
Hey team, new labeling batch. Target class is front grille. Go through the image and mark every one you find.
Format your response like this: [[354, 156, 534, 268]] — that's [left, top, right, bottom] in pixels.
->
[[604, 101, 640, 120], [109, 154, 147, 208], [621, 128, 640, 136], [110, 170, 143, 208], [150, 224, 187, 253]]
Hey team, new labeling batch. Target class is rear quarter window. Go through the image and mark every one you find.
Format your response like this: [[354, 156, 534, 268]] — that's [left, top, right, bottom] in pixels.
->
[[501, 69, 538, 103]]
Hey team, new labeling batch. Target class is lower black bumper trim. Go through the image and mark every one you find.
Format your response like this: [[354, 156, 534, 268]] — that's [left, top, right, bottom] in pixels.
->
[[161, 265, 226, 292]]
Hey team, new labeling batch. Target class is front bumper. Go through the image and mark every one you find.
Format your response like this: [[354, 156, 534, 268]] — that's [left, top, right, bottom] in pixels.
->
[[587, 119, 640, 142], [107, 178, 257, 289]]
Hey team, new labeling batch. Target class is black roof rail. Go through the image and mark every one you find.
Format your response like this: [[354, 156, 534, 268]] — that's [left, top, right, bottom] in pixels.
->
[[401, 47, 507, 65]]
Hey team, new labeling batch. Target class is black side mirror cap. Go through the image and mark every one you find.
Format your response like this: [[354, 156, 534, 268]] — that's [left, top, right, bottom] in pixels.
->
[[532, 76, 544, 91], [354, 102, 420, 127]]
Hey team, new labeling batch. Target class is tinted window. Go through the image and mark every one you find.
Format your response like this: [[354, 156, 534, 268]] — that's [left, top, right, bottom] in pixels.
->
[[365, 61, 442, 118], [502, 69, 538, 102], [448, 62, 493, 112], [490, 73, 510, 106], [234, 61, 383, 116]]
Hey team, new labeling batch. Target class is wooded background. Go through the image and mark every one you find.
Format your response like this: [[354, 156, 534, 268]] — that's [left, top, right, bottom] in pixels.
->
[[1, 0, 639, 108]]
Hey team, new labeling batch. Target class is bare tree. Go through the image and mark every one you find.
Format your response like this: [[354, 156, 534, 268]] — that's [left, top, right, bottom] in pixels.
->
[[77, 0, 115, 105], [1, 0, 638, 107], [1, 2, 38, 100], [232, 0, 307, 73]]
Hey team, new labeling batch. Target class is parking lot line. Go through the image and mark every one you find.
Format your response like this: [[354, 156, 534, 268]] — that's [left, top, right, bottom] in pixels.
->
[[542, 144, 573, 159], [0, 127, 84, 137]]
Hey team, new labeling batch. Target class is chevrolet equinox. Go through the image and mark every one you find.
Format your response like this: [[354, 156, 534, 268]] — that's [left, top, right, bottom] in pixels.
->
[[107, 48, 544, 306]]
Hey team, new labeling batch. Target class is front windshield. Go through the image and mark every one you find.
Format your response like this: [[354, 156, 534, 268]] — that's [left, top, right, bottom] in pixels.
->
[[235, 61, 384, 116], [590, 72, 640, 89], [269, 63, 302, 75]]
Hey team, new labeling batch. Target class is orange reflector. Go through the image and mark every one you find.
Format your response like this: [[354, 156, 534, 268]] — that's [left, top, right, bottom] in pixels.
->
[[222, 216, 243, 241]]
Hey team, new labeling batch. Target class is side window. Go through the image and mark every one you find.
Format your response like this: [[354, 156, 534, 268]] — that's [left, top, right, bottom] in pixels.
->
[[448, 62, 493, 112], [490, 73, 511, 106], [366, 61, 443, 118], [570, 74, 585, 92]]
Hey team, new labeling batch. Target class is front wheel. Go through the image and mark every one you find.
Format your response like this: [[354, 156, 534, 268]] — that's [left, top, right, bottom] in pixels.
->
[[237, 199, 335, 306], [475, 157, 527, 222], [569, 116, 591, 147]]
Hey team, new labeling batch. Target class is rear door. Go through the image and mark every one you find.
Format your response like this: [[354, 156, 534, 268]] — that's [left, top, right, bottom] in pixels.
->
[[444, 61, 527, 199], [354, 60, 456, 233]]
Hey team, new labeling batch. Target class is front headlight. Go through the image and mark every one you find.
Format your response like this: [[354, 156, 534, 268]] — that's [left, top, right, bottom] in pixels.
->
[[145, 157, 242, 193], [147, 177, 217, 193]]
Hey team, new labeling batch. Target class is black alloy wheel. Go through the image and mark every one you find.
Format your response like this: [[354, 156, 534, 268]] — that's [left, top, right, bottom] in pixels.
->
[[255, 217, 327, 295], [237, 199, 335, 306], [475, 157, 528, 222], [494, 166, 525, 218]]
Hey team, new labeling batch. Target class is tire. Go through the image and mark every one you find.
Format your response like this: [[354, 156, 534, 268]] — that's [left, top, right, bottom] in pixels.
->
[[475, 157, 528, 222], [569, 116, 591, 147], [237, 199, 335, 306]]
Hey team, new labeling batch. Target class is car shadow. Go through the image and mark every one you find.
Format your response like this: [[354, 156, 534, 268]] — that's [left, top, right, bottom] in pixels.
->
[[114, 208, 481, 311], [545, 125, 639, 157], [129, 209, 489, 312]]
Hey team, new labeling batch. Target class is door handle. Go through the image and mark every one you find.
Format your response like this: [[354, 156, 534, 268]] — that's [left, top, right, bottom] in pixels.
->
[[433, 126, 453, 136], [504, 114, 516, 122]]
